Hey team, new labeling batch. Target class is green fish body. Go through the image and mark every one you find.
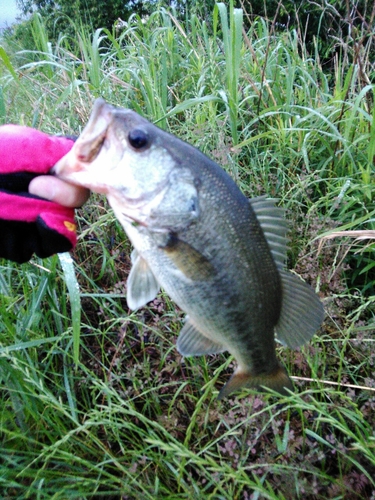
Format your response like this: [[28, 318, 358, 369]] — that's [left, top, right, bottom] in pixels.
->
[[54, 98, 324, 398]]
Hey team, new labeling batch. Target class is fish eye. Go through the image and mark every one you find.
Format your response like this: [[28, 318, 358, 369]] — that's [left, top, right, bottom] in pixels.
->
[[128, 129, 149, 149]]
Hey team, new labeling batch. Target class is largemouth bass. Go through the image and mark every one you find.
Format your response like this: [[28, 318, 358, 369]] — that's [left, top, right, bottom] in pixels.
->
[[54, 98, 324, 399]]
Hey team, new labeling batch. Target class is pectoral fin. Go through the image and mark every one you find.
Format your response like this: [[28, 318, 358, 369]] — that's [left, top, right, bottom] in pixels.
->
[[275, 270, 325, 348], [127, 250, 160, 310], [162, 234, 216, 281], [218, 364, 293, 400], [177, 319, 225, 356]]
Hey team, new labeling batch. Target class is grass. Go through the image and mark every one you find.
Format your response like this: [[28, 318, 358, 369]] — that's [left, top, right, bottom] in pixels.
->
[[1, 2, 375, 498]]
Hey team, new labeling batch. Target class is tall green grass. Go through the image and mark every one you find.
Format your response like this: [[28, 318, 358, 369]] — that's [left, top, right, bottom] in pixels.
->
[[1, 4, 375, 498]]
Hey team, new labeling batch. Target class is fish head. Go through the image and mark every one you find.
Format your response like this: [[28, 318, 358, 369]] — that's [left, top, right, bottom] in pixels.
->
[[54, 98, 195, 229]]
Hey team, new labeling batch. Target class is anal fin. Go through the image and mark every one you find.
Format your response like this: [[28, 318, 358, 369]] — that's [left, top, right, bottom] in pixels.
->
[[177, 319, 225, 356], [218, 364, 293, 400]]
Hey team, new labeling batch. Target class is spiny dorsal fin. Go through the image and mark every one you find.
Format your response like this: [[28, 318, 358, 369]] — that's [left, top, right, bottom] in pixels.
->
[[276, 270, 325, 348], [177, 319, 225, 356], [249, 197, 288, 270], [127, 250, 160, 310]]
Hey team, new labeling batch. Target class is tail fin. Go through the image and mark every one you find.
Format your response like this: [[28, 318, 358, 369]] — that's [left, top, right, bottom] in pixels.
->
[[218, 364, 293, 400]]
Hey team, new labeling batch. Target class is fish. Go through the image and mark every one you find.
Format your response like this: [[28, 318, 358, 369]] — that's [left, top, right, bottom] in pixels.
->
[[53, 98, 324, 399]]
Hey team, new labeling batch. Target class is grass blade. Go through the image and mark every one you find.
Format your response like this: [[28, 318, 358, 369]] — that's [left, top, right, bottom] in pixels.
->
[[58, 252, 81, 366]]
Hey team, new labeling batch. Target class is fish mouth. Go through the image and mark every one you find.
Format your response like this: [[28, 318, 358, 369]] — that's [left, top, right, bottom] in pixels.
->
[[71, 106, 111, 165], [52, 99, 114, 179]]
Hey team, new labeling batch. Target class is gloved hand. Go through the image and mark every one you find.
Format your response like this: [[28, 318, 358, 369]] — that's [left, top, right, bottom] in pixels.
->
[[0, 125, 78, 263]]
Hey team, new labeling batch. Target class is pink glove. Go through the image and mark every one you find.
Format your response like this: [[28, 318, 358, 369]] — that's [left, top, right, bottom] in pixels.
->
[[0, 125, 77, 263]]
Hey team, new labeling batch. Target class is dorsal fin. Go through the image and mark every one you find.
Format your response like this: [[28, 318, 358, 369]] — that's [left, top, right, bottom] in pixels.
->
[[249, 197, 288, 270]]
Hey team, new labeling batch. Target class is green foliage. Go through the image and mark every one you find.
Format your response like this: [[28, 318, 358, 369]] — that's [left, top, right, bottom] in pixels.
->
[[1, 3, 375, 498], [17, 0, 155, 31], [213, 1, 243, 145], [15, 0, 218, 42], [244, 0, 375, 64]]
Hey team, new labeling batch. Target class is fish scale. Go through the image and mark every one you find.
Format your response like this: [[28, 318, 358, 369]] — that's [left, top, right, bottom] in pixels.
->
[[54, 98, 325, 399]]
